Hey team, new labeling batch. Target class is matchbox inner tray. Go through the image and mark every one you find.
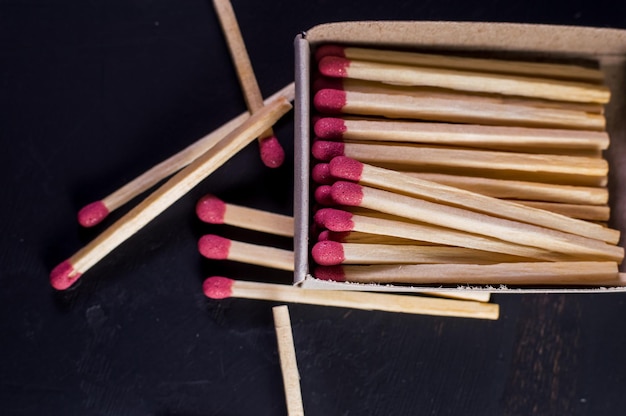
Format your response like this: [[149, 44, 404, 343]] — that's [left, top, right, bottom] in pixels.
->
[[292, 21, 626, 293]]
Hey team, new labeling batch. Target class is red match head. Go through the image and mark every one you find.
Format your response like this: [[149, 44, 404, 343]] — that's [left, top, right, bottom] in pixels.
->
[[314, 117, 347, 140], [313, 265, 346, 282], [203, 276, 234, 299], [311, 163, 333, 184], [311, 140, 345, 161], [314, 44, 347, 61], [312, 76, 344, 93], [314, 185, 335, 206], [77, 201, 109, 228], [312, 240, 345, 266], [330, 181, 364, 207], [259, 135, 285, 168], [329, 156, 363, 182], [50, 260, 82, 290], [313, 89, 347, 114], [195, 194, 226, 224], [318, 56, 350, 78], [313, 208, 355, 232], [198, 234, 231, 260]]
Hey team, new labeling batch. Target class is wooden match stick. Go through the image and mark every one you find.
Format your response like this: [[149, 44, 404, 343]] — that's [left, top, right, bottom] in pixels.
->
[[314, 261, 622, 286], [312, 240, 531, 266], [313, 141, 608, 179], [511, 200, 610, 222], [403, 172, 608, 206], [196, 193, 294, 237], [213, 0, 285, 168], [314, 117, 610, 151], [203, 276, 500, 320], [328, 182, 624, 262], [50, 97, 292, 290], [315, 44, 606, 83], [198, 234, 294, 271], [272, 305, 305, 416], [314, 208, 570, 262], [318, 229, 430, 245], [313, 89, 606, 130], [318, 56, 611, 104], [77, 82, 295, 227], [328, 156, 619, 244]]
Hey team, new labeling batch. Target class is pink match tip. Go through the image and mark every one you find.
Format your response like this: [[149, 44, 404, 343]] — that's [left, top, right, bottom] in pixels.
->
[[198, 234, 231, 260], [50, 260, 82, 290], [314, 208, 355, 232], [259, 136, 285, 168], [313, 265, 346, 282], [317, 230, 330, 241], [314, 44, 347, 61], [314, 118, 347, 140], [195, 194, 226, 224], [203, 276, 234, 299], [311, 140, 345, 161], [313, 89, 347, 114], [312, 76, 344, 92], [312, 163, 333, 184], [314, 185, 335, 206], [312, 240, 345, 266], [329, 156, 363, 182], [318, 56, 350, 78], [331, 181, 364, 207], [77, 201, 109, 227]]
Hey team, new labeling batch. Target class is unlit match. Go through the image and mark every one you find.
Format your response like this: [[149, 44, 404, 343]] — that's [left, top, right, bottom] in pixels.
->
[[213, 0, 285, 168], [202, 277, 500, 320], [50, 97, 292, 290], [196, 193, 294, 237], [198, 234, 294, 271], [77, 82, 295, 228]]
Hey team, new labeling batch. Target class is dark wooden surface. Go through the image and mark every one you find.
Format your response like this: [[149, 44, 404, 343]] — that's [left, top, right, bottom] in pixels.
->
[[2, 1, 626, 415]]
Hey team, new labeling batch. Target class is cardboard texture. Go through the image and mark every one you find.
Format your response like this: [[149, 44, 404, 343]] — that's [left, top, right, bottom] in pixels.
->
[[294, 21, 626, 293]]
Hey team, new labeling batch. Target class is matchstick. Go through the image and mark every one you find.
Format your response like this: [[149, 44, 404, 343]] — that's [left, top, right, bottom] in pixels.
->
[[313, 88, 606, 130], [311, 240, 530, 266], [314, 44, 606, 83], [314, 117, 610, 151], [314, 208, 570, 262], [272, 305, 305, 416], [203, 276, 500, 320], [403, 172, 608, 206], [317, 55, 611, 104], [328, 156, 618, 244], [198, 234, 294, 271], [328, 181, 624, 262], [312, 140, 608, 180], [50, 97, 292, 290], [196, 193, 294, 237], [511, 200, 610, 222], [313, 261, 622, 286], [213, 0, 285, 168], [317, 229, 427, 245], [77, 82, 295, 227]]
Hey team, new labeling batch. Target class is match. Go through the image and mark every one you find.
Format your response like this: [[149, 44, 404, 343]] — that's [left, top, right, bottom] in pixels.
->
[[328, 181, 624, 261], [313, 88, 606, 130], [202, 276, 500, 320], [312, 141, 609, 185], [317, 55, 610, 104], [311, 240, 530, 266], [313, 117, 610, 152], [50, 97, 292, 290], [313, 261, 623, 286], [314, 44, 605, 83], [196, 193, 294, 237], [272, 306, 305, 416], [512, 200, 610, 222], [213, 0, 285, 168], [327, 156, 618, 243], [198, 234, 294, 271], [77, 82, 295, 228]]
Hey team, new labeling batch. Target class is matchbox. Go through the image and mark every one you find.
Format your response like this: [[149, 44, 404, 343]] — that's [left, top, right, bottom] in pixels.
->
[[293, 21, 626, 293]]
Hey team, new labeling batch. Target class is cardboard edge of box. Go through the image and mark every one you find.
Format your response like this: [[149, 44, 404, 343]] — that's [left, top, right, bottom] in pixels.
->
[[293, 20, 626, 293]]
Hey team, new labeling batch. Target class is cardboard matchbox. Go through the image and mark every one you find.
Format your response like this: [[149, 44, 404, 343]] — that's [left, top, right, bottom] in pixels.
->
[[292, 21, 626, 293]]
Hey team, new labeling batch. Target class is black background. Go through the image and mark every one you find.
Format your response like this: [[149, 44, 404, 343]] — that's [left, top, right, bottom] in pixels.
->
[[3, 0, 626, 415]]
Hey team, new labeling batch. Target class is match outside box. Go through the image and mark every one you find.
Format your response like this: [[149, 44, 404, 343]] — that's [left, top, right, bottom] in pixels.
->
[[293, 21, 626, 293]]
